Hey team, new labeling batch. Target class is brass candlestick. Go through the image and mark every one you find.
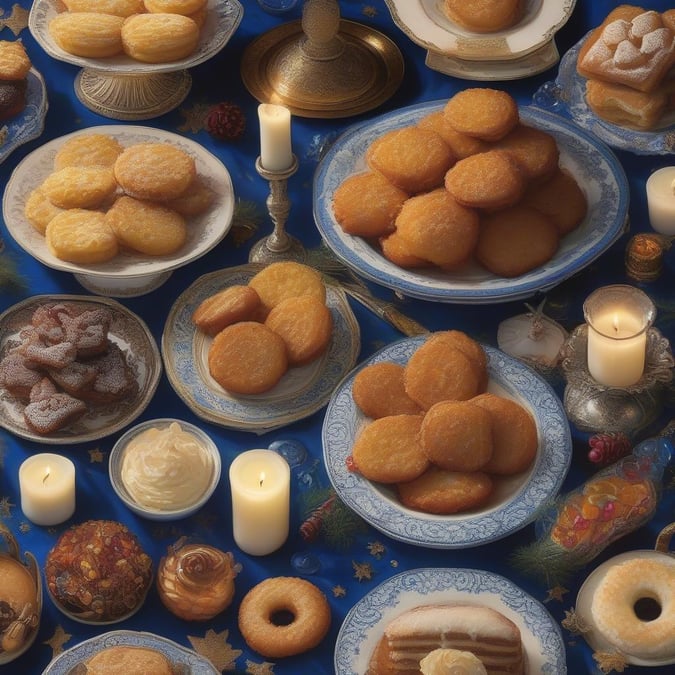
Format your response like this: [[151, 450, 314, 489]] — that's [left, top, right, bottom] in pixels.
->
[[249, 154, 306, 263]]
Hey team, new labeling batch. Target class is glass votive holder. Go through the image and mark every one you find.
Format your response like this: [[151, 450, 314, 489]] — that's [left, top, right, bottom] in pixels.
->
[[256, 0, 299, 14], [583, 285, 656, 388], [646, 167, 675, 235]]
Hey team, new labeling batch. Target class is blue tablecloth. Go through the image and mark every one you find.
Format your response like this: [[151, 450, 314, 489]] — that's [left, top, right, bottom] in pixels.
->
[[1, 1, 674, 673]]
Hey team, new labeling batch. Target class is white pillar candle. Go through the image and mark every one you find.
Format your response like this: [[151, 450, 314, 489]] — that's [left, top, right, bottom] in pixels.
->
[[19, 453, 75, 526], [258, 103, 293, 171], [229, 449, 290, 556], [646, 167, 675, 235], [584, 285, 655, 388]]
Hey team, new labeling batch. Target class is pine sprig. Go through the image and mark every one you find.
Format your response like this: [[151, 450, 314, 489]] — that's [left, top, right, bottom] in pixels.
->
[[0, 253, 26, 291]]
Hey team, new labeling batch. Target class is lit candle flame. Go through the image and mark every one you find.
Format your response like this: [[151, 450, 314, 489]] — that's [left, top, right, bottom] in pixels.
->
[[43, 468, 50, 485], [259, 471, 265, 488], [612, 313, 620, 334]]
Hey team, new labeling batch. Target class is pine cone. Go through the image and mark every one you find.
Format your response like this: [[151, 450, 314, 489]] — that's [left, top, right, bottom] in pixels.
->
[[205, 102, 245, 141]]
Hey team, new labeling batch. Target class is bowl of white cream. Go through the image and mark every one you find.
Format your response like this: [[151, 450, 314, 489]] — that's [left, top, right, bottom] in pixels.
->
[[109, 418, 221, 520]]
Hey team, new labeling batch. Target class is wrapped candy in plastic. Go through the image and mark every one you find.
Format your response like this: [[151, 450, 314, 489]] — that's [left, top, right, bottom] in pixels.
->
[[512, 435, 671, 585]]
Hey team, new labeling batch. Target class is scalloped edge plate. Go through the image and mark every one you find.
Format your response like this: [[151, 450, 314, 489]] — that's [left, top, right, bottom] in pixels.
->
[[322, 337, 571, 548], [335, 567, 566, 674]]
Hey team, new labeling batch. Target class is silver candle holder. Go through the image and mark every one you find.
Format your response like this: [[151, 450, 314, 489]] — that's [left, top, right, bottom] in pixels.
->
[[249, 154, 306, 264]]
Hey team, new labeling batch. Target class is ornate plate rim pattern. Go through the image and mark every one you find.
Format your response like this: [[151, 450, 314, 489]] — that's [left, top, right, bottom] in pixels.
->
[[384, 0, 575, 61], [0, 294, 162, 444], [334, 567, 567, 674], [42, 629, 220, 674], [29, 0, 243, 74], [534, 33, 675, 155], [2, 125, 235, 280], [162, 264, 361, 433], [0, 67, 48, 164], [313, 101, 629, 304], [322, 337, 571, 548]]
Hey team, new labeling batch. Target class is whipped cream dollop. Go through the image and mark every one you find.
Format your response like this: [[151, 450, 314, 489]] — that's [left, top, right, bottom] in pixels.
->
[[121, 422, 214, 510], [419, 648, 488, 675]]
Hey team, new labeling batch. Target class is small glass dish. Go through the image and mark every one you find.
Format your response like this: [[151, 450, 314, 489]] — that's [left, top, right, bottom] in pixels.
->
[[109, 419, 221, 521]]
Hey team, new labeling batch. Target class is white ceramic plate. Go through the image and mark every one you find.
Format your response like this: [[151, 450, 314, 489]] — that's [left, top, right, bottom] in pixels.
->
[[0, 67, 48, 164], [29, 0, 243, 73], [322, 337, 571, 548], [335, 567, 567, 674], [2, 125, 235, 296], [42, 629, 219, 674], [384, 0, 575, 62], [313, 102, 628, 304], [534, 34, 675, 155], [0, 295, 161, 444], [575, 550, 675, 666], [162, 264, 361, 434]]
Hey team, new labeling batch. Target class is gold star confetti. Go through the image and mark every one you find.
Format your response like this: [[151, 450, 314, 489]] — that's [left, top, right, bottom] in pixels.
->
[[545, 585, 569, 602], [593, 650, 628, 673], [0, 496, 13, 518], [390, 560, 399, 568], [352, 560, 373, 582], [188, 628, 242, 672], [44, 625, 72, 657], [88, 447, 104, 463], [332, 585, 346, 598], [19, 521, 30, 533], [246, 660, 276, 675], [561, 608, 591, 635], [367, 541, 386, 559], [0, 4, 29, 35], [178, 102, 211, 133], [362, 6, 377, 18]]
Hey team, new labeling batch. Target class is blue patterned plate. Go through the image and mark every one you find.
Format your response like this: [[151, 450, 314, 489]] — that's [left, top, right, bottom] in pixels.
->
[[322, 337, 571, 548], [335, 567, 567, 674], [313, 102, 628, 303], [534, 34, 675, 155], [163, 265, 361, 433], [43, 630, 219, 674], [0, 68, 48, 164]]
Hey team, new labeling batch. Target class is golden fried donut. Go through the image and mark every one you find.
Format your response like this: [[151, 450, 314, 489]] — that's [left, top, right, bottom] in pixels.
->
[[0, 40, 32, 81], [352, 362, 422, 419], [192, 285, 261, 336], [248, 261, 326, 316], [264, 295, 333, 366], [113, 142, 196, 202], [48, 12, 125, 59], [471, 393, 537, 475], [444, 149, 526, 210], [207, 321, 288, 394], [379, 230, 429, 269], [420, 400, 493, 472], [63, 0, 145, 16], [404, 337, 481, 409], [394, 189, 479, 269], [121, 13, 200, 63], [366, 126, 456, 194], [444, 88, 519, 141], [105, 196, 187, 256], [397, 466, 494, 515], [53, 133, 124, 170], [351, 414, 428, 483], [494, 123, 560, 183], [428, 330, 488, 391], [41, 166, 118, 210], [417, 110, 490, 159], [475, 205, 560, 277], [143, 0, 207, 15], [164, 176, 215, 217], [443, 0, 524, 33], [590, 557, 675, 661], [238, 577, 331, 658], [46, 210, 119, 264], [333, 170, 408, 238], [521, 168, 587, 236], [24, 187, 64, 234]]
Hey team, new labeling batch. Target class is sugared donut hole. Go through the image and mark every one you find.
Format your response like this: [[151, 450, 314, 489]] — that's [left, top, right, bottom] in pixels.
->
[[633, 596, 662, 622], [270, 609, 295, 626]]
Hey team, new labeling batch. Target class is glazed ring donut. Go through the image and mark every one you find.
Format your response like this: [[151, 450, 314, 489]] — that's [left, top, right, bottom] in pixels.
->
[[590, 557, 675, 661], [238, 577, 331, 658]]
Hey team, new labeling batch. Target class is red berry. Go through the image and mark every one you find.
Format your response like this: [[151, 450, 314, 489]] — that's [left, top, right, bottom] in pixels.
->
[[206, 102, 246, 141]]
